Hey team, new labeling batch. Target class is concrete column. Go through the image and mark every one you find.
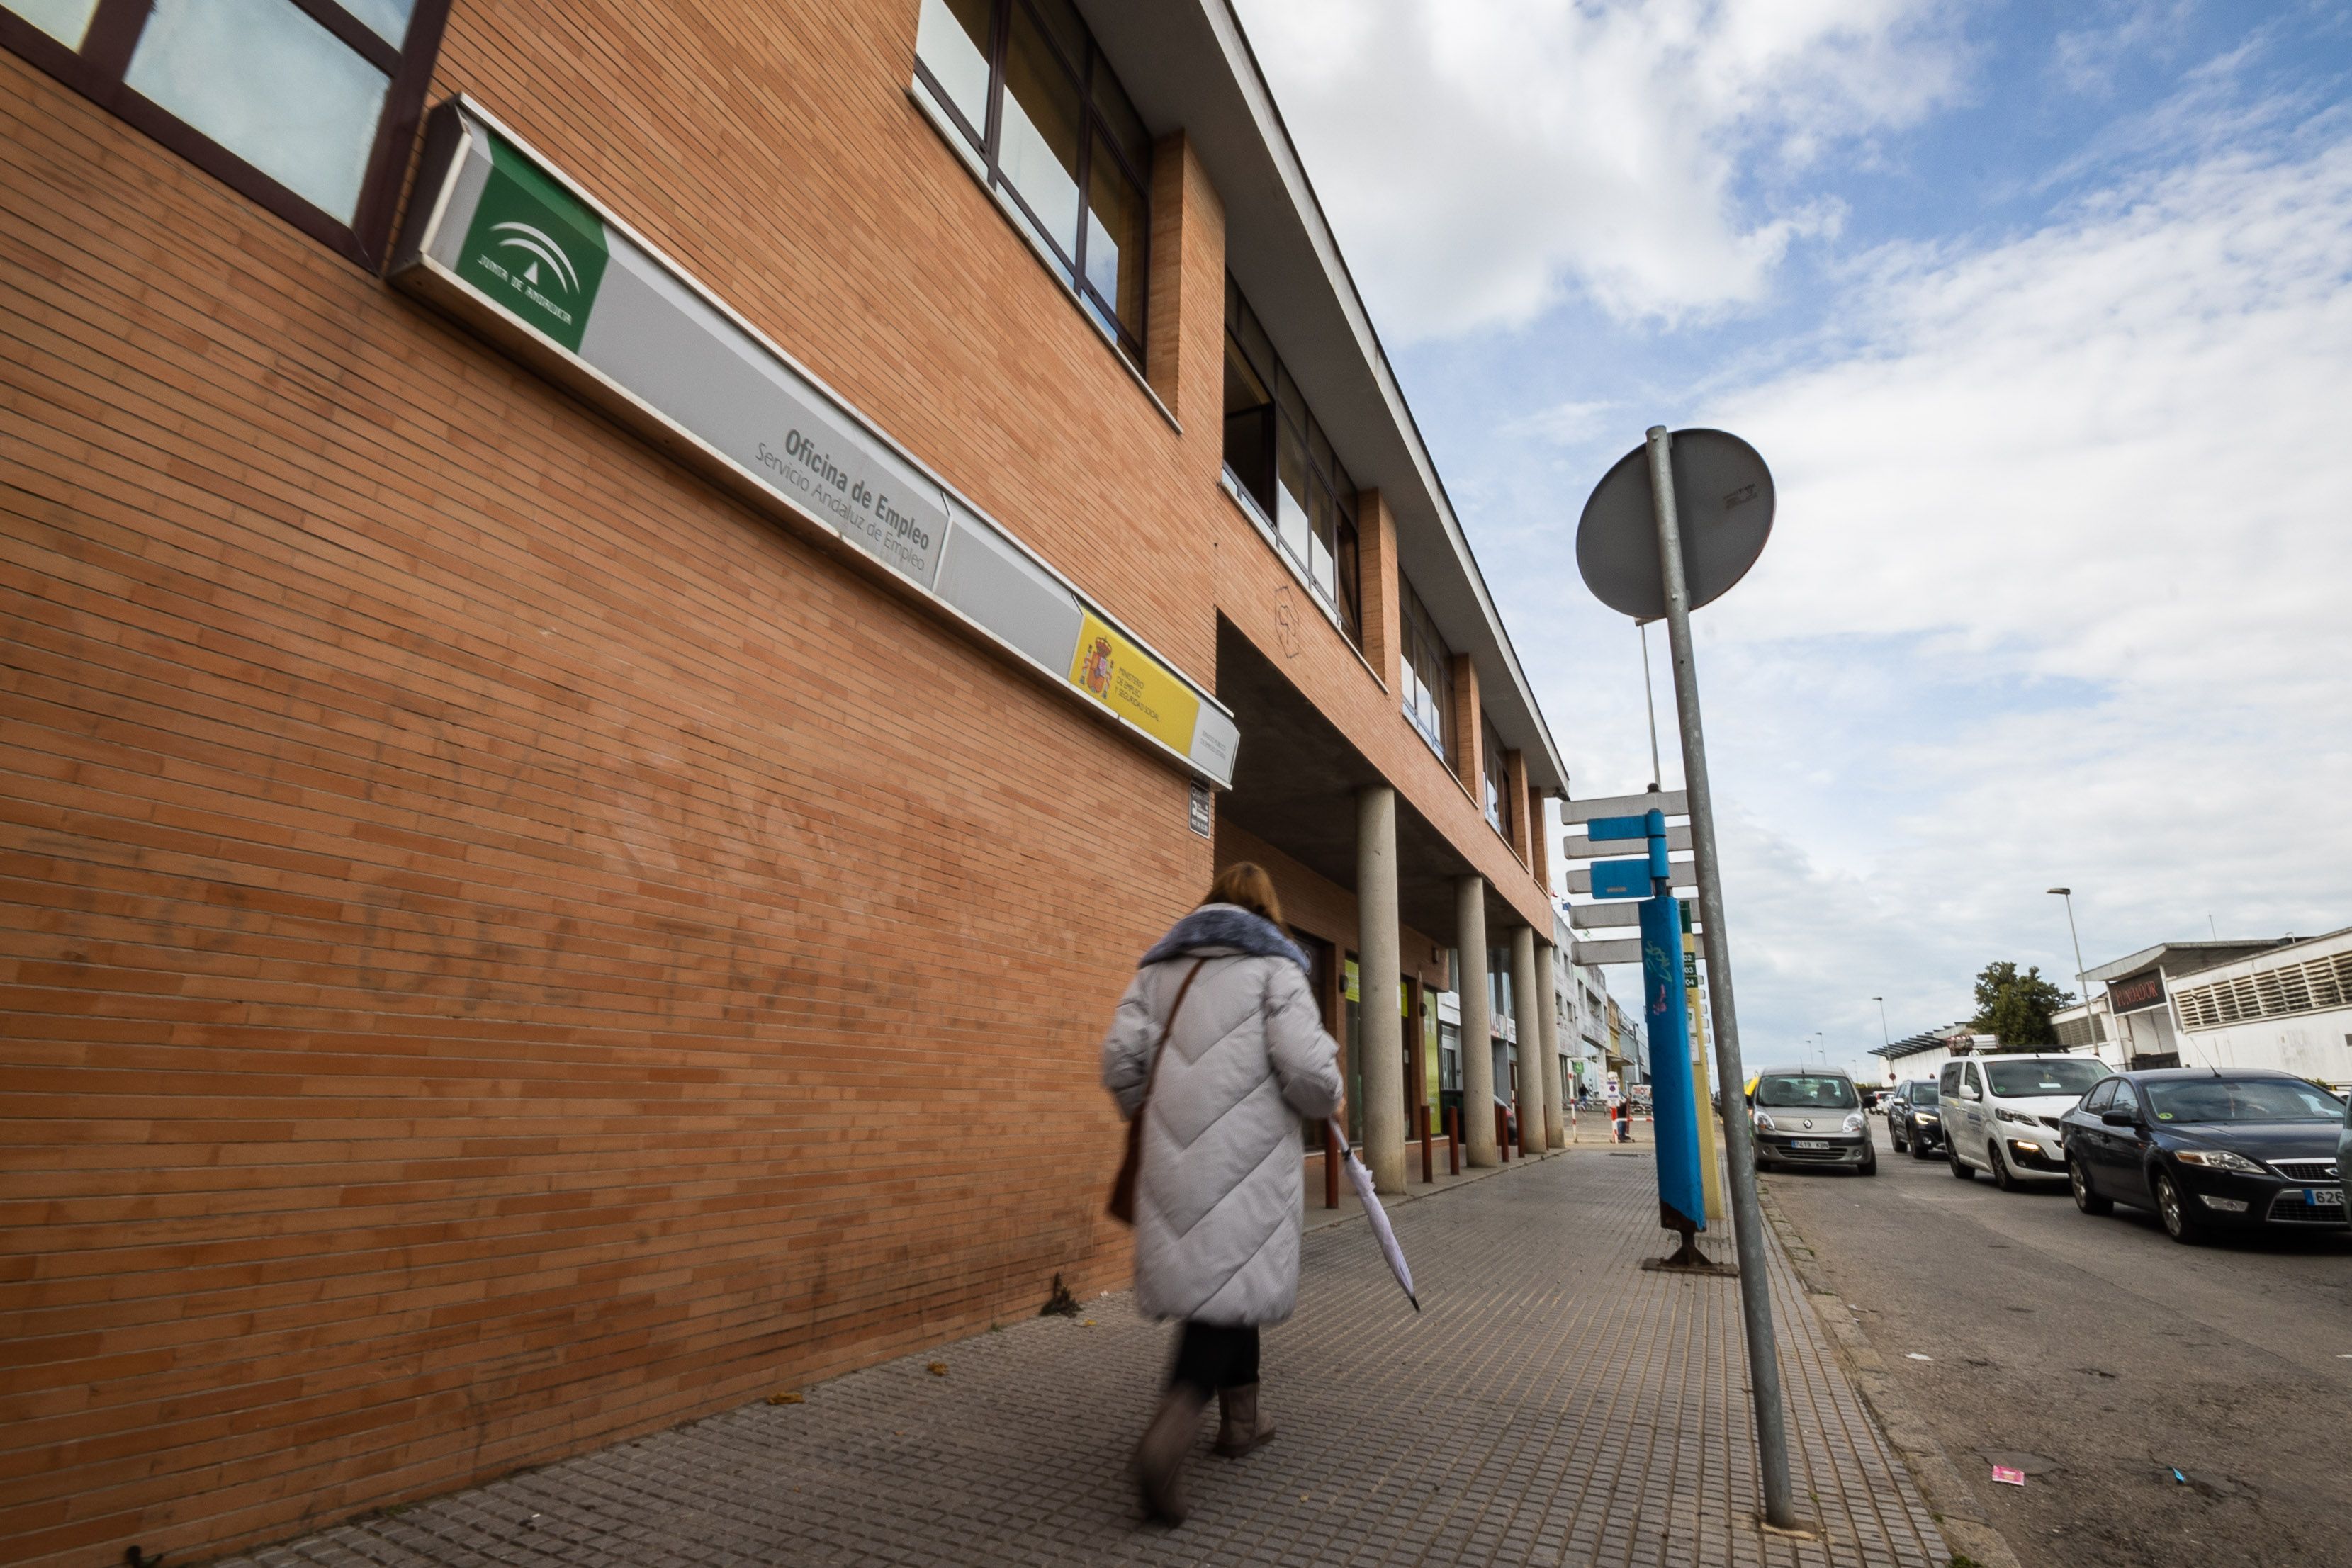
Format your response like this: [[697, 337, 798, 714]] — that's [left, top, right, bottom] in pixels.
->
[[1510, 924, 1543, 1157], [1357, 786, 1407, 1192], [1536, 940, 1565, 1149], [1456, 875, 1497, 1166]]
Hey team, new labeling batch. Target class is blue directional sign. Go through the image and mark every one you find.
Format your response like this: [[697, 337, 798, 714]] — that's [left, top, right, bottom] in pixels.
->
[[1590, 858, 1653, 900], [1587, 813, 1650, 841]]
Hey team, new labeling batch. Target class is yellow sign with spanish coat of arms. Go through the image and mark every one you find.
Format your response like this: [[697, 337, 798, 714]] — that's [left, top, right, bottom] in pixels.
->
[[1067, 612, 1201, 756]]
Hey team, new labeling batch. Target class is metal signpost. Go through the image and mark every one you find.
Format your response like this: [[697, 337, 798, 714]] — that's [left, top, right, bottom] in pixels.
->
[[1573, 426, 1798, 1532]]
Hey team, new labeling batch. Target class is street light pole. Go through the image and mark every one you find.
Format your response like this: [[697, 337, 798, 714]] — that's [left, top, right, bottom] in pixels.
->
[[1872, 996, 1890, 1049], [1644, 427, 1798, 1531], [2047, 888, 2099, 1062]]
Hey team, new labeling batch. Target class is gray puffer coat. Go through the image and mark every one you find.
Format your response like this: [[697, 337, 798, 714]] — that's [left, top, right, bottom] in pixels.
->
[[1102, 903, 1344, 1325]]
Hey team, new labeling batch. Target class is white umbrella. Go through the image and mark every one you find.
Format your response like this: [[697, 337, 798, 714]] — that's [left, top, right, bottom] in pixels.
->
[[1328, 1118, 1419, 1312]]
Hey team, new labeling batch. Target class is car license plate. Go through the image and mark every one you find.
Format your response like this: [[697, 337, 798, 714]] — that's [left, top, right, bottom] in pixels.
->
[[1794, 1139, 1829, 1150], [2307, 1187, 2344, 1207]]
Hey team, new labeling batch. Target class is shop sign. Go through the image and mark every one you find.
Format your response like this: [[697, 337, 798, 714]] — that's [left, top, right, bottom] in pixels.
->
[[2108, 970, 2167, 1015], [392, 98, 1238, 786], [1187, 779, 1212, 838]]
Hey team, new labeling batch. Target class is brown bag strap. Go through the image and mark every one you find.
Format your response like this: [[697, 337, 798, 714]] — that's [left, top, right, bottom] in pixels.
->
[[1136, 959, 1208, 1115]]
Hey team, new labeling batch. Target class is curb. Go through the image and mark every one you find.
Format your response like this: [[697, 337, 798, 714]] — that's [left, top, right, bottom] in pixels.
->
[[1757, 1181, 2025, 1568]]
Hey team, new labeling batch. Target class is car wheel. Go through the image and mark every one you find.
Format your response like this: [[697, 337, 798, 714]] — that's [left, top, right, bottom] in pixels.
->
[[2070, 1157, 2113, 1216], [1857, 1144, 1878, 1177], [1948, 1142, 1974, 1180], [1988, 1140, 2020, 1192], [1890, 1124, 1906, 1153], [2154, 1171, 2203, 1243]]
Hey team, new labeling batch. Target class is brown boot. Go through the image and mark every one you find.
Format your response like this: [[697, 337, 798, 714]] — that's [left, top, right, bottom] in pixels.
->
[[1212, 1382, 1276, 1457], [1133, 1384, 1208, 1523]]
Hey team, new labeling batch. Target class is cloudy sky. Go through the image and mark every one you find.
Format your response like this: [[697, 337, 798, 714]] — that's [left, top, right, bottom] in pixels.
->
[[1232, 0, 2352, 1073]]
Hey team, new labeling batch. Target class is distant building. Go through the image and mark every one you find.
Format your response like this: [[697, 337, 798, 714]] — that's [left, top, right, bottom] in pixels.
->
[[2157, 927, 2352, 1093], [1869, 1023, 1986, 1085], [2082, 939, 2296, 1068]]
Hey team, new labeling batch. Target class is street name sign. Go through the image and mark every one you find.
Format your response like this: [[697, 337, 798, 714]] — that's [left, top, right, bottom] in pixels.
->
[[1566, 862, 1694, 898], [1564, 821, 1692, 858], [1562, 790, 1687, 823]]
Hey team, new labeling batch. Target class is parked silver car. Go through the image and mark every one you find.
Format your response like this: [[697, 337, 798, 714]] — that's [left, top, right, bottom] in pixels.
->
[[1749, 1066, 1877, 1175]]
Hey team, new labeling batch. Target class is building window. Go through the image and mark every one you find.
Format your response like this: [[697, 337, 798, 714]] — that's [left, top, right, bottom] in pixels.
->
[[1222, 275, 1363, 643], [913, 0, 1150, 365], [1487, 946, 1512, 1034], [0, 0, 451, 269], [1482, 714, 1512, 840], [1399, 575, 1453, 763]]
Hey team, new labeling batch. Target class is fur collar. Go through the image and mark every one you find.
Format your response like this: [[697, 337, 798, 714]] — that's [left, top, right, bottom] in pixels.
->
[[1140, 903, 1309, 971]]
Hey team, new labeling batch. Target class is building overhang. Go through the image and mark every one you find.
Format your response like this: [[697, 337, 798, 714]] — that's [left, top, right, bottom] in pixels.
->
[[1215, 619, 1542, 947], [2083, 939, 2295, 985]]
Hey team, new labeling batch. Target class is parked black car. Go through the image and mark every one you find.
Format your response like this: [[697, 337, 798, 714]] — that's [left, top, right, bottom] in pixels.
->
[[1884, 1078, 1945, 1158], [2058, 1068, 2347, 1243]]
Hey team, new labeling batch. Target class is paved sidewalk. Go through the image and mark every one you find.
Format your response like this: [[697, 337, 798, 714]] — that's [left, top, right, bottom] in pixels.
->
[[226, 1151, 1945, 1568]]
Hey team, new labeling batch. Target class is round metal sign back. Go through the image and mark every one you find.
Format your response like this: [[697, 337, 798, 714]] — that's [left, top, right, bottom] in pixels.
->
[[1575, 429, 1774, 620]]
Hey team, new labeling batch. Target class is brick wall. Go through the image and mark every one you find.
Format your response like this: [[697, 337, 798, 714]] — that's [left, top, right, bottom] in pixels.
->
[[0, 3, 1236, 1557], [0, 2, 1553, 1562]]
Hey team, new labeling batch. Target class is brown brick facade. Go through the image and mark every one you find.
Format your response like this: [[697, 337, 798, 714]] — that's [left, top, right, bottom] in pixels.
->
[[0, 5, 1555, 1564]]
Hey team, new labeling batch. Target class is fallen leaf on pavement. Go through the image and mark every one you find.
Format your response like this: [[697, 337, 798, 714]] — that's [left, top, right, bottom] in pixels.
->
[[927, 1362, 949, 1376], [767, 1392, 804, 1405]]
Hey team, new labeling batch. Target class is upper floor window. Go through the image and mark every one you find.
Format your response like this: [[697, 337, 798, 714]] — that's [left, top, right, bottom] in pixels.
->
[[1222, 275, 1362, 643], [0, 0, 451, 269], [913, 0, 1150, 365], [1400, 575, 1453, 764], [1482, 714, 1512, 840]]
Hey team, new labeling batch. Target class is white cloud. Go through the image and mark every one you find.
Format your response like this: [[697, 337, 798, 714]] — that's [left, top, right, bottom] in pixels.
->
[[1502, 397, 1618, 446], [1626, 131, 2352, 1057], [1713, 137, 2352, 701], [2052, 0, 2197, 96], [1233, 0, 1967, 337]]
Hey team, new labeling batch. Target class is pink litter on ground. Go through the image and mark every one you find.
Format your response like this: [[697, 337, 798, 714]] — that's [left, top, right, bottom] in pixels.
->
[[1991, 1466, 2026, 1486]]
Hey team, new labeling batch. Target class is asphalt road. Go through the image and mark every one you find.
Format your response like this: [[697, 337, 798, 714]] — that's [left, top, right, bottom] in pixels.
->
[[1761, 1118, 2352, 1568]]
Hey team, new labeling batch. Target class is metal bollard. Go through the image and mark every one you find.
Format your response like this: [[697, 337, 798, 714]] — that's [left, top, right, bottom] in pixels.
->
[[1420, 1102, 1434, 1183], [1496, 1104, 1509, 1161], [1324, 1121, 1339, 1209], [1448, 1105, 1461, 1175]]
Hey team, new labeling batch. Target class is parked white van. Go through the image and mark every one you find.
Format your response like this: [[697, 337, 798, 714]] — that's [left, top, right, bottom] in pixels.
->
[[1937, 1054, 2108, 1190]]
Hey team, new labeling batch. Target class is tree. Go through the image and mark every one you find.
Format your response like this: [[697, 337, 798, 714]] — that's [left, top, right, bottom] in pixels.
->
[[1970, 961, 2075, 1048]]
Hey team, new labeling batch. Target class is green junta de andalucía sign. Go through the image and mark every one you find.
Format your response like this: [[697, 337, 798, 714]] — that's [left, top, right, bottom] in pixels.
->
[[388, 97, 1240, 788], [456, 138, 611, 353]]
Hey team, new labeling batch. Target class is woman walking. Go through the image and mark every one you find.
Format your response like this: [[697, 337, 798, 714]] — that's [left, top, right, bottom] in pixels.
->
[[1101, 863, 1343, 1524]]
